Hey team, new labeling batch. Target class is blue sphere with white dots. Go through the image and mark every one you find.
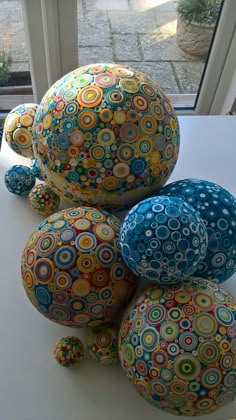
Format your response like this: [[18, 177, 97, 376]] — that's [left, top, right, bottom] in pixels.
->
[[119, 195, 208, 285], [4, 165, 36, 195], [158, 179, 236, 283]]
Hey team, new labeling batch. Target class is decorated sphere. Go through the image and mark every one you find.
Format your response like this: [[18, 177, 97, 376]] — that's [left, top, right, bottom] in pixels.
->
[[29, 183, 60, 216], [159, 179, 236, 283], [119, 278, 236, 416], [87, 323, 119, 364], [30, 159, 44, 181], [119, 195, 208, 284], [4, 103, 38, 158], [4, 165, 36, 195], [32, 63, 180, 209], [54, 336, 84, 367], [21, 206, 137, 327]]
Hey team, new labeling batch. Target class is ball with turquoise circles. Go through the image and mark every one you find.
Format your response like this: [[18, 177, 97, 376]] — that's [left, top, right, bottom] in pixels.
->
[[87, 323, 119, 365], [119, 195, 208, 284], [119, 277, 236, 416], [4, 103, 39, 158], [54, 336, 84, 367], [4, 165, 36, 195], [21, 206, 137, 328], [159, 179, 236, 283], [32, 63, 180, 209], [30, 159, 44, 181]]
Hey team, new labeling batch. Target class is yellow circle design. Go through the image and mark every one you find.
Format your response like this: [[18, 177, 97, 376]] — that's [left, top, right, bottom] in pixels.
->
[[72, 278, 91, 296], [77, 254, 96, 273], [102, 176, 119, 191]]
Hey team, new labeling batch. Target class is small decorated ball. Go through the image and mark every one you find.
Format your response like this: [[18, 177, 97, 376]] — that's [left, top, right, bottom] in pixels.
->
[[159, 179, 236, 283], [4, 103, 38, 158], [21, 206, 137, 327], [119, 278, 236, 416], [87, 323, 119, 364], [33, 63, 180, 209], [119, 195, 208, 284], [29, 183, 60, 216], [4, 165, 36, 195], [30, 159, 44, 181], [54, 336, 84, 367]]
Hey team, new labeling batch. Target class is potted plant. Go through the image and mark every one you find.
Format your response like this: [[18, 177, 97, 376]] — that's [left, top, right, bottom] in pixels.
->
[[176, 0, 222, 59], [0, 49, 12, 87]]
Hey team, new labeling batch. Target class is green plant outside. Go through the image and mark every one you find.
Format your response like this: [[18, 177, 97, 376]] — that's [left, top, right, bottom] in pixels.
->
[[0, 50, 12, 86], [177, 0, 223, 25]]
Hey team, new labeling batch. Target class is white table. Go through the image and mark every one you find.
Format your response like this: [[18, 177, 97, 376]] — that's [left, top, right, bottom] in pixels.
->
[[1, 116, 236, 420]]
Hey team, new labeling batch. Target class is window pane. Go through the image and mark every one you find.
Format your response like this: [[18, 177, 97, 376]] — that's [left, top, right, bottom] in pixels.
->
[[0, 0, 33, 112], [77, 0, 224, 109]]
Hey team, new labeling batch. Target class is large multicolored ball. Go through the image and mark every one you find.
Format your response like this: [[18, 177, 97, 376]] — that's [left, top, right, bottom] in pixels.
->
[[119, 278, 236, 416], [4, 165, 36, 195], [87, 323, 119, 364], [54, 336, 84, 367], [29, 183, 60, 216], [32, 63, 180, 209], [4, 103, 38, 158], [21, 206, 137, 327], [119, 195, 208, 284], [159, 179, 236, 283]]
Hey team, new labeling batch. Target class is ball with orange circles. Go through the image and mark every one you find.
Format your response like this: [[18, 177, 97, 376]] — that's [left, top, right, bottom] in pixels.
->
[[32, 63, 180, 209], [21, 205, 137, 327], [4, 103, 38, 158]]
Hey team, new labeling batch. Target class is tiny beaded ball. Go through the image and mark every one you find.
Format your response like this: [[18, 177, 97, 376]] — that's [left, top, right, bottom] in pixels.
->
[[119, 195, 208, 284], [29, 183, 60, 216], [4, 103, 38, 158], [33, 63, 180, 209], [4, 165, 36, 195], [119, 278, 236, 416], [54, 336, 84, 367], [87, 323, 119, 365], [30, 159, 44, 181], [159, 179, 236, 283]]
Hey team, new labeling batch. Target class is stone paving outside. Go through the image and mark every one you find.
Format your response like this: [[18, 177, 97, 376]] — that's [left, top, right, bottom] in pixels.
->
[[0, 0, 206, 95]]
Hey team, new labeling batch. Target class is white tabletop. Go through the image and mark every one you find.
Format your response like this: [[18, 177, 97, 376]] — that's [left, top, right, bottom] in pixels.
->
[[0, 116, 236, 420]]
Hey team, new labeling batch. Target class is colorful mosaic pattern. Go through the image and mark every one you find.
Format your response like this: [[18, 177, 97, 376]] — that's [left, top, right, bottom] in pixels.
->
[[29, 183, 60, 216], [87, 323, 119, 365], [119, 278, 236, 416], [159, 179, 236, 283], [119, 196, 208, 284], [4, 103, 38, 158], [21, 206, 137, 327], [4, 165, 36, 195], [32, 63, 180, 208], [54, 336, 84, 367], [30, 159, 44, 181]]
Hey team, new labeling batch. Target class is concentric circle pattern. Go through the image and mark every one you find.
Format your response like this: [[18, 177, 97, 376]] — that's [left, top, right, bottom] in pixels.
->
[[87, 323, 119, 364], [159, 179, 236, 283], [21, 206, 137, 327], [54, 335, 84, 367], [119, 195, 208, 284], [118, 278, 236, 416], [4, 165, 36, 195], [4, 103, 38, 158], [28, 183, 60, 216], [32, 63, 180, 209]]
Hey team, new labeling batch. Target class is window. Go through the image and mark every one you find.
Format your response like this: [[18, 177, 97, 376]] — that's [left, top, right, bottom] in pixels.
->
[[0, 0, 33, 112], [1, 0, 235, 115]]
